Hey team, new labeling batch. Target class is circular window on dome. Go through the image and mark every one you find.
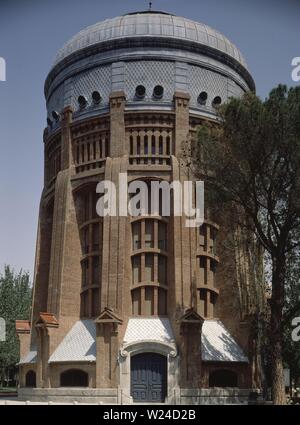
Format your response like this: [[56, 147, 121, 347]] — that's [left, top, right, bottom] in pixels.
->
[[135, 85, 146, 100], [92, 91, 102, 105], [212, 96, 222, 107], [52, 110, 60, 122], [153, 85, 164, 100], [198, 91, 208, 105], [78, 95, 88, 109]]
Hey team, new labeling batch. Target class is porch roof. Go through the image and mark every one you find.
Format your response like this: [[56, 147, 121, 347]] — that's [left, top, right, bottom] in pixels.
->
[[20, 318, 248, 364], [48, 320, 96, 363], [201, 320, 248, 362], [123, 317, 175, 345]]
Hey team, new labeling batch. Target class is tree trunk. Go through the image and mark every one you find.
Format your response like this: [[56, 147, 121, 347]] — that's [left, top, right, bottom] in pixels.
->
[[270, 255, 286, 405], [270, 336, 285, 404]]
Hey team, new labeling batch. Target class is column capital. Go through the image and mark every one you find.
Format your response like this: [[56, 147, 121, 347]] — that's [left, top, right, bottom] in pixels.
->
[[110, 90, 126, 104], [174, 91, 190, 100], [174, 91, 190, 107], [61, 106, 73, 123]]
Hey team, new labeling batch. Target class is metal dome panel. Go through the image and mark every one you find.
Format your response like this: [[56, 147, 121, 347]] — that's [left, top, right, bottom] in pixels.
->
[[53, 12, 247, 69]]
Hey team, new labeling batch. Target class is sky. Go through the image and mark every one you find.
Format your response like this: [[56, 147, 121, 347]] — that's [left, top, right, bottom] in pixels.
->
[[0, 0, 299, 279]]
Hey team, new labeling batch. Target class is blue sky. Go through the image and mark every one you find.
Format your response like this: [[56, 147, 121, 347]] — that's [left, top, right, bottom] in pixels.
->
[[0, 0, 299, 279]]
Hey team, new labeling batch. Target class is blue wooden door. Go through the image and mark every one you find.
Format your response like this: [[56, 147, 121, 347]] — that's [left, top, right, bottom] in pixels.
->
[[131, 353, 167, 402]]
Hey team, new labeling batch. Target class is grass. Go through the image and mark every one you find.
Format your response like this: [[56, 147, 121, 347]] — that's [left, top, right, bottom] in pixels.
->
[[0, 387, 17, 393]]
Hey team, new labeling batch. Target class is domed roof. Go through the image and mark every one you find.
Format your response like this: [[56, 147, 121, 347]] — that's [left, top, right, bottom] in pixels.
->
[[53, 11, 248, 70]]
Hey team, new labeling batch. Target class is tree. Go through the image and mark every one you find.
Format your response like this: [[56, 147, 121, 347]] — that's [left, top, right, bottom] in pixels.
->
[[188, 85, 300, 404], [283, 247, 300, 390], [0, 265, 32, 387]]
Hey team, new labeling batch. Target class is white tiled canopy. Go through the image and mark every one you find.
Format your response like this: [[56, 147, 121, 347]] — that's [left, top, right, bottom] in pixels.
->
[[201, 320, 248, 362], [123, 317, 175, 345], [48, 320, 96, 363]]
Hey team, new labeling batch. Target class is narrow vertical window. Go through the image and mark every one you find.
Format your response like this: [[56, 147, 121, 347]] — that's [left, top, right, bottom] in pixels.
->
[[158, 221, 167, 250], [158, 288, 167, 315], [145, 221, 154, 248], [166, 136, 170, 155], [84, 227, 89, 254], [144, 135, 148, 155], [200, 256, 206, 268], [151, 136, 156, 154], [145, 287, 154, 315], [92, 288, 100, 317], [130, 136, 133, 155], [132, 222, 141, 250], [159, 136, 163, 155], [132, 255, 141, 284], [132, 289, 141, 315], [158, 255, 167, 285], [145, 253, 154, 281], [137, 135, 141, 154], [92, 256, 100, 285], [93, 223, 100, 251], [105, 137, 109, 157]]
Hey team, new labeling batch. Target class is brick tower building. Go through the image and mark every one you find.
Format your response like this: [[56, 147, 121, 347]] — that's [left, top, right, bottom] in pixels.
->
[[16, 10, 264, 404]]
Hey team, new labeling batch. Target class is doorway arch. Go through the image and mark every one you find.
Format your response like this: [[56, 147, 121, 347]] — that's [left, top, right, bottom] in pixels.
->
[[25, 370, 36, 387]]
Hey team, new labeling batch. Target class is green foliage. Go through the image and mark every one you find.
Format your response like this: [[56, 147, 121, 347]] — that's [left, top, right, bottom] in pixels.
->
[[0, 265, 32, 370], [194, 85, 300, 254]]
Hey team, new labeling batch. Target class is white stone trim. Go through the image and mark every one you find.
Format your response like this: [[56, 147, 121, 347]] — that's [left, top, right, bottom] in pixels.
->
[[119, 340, 180, 405]]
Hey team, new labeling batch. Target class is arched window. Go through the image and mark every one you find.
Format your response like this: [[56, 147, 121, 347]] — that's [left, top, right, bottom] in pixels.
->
[[25, 370, 36, 387], [60, 369, 88, 387], [209, 369, 238, 387]]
